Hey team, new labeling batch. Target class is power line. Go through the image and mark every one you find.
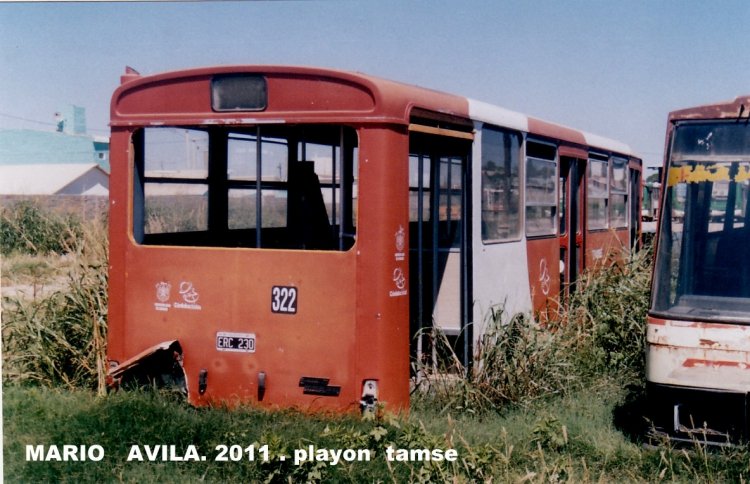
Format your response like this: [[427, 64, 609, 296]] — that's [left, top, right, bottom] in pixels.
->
[[0, 112, 56, 127], [0, 111, 110, 134]]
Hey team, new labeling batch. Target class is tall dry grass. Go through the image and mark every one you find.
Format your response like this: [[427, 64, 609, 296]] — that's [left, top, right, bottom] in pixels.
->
[[2, 210, 108, 393], [0, 200, 84, 255], [417, 245, 652, 414]]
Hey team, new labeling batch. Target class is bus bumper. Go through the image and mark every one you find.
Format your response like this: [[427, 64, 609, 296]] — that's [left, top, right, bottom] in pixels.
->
[[646, 382, 749, 445]]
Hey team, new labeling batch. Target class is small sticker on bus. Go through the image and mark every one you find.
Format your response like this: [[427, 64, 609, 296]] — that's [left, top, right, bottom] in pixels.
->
[[216, 332, 256, 353]]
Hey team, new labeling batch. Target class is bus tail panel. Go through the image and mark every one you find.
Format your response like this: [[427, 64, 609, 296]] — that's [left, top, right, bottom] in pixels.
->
[[109, 246, 360, 411], [647, 316, 750, 443]]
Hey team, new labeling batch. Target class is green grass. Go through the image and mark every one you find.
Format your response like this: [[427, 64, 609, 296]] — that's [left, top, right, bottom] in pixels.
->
[[5, 383, 750, 482]]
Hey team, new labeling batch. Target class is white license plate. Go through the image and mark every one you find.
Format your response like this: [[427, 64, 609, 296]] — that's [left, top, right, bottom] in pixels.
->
[[216, 332, 256, 353]]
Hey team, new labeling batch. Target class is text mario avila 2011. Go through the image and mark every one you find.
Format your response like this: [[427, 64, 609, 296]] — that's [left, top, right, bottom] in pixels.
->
[[26, 444, 460, 466]]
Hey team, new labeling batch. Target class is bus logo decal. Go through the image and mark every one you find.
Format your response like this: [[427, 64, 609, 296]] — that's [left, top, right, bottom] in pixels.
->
[[174, 281, 202, 311], [539, 259, 551, 296], [156, 281, 171, 302], [390, 267, 407, 297], [179, 282, 200, 304], [395, 225, 406, 261], [154, 282, 172, 312]]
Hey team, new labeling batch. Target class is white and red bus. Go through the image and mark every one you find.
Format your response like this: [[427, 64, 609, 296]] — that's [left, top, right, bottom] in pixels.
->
[[106, 65, 641, 412], [648, 95, 750, 443]]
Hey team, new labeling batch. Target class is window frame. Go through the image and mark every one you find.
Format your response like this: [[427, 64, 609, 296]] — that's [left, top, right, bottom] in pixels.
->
[[524, 139, 559, 238], [609, 156, 629, 229], [132, 124, 359, 252], [480, 124, 523, 244], [586, 154, 610, 231]]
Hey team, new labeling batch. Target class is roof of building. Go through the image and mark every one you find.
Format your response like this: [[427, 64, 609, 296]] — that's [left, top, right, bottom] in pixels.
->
[[0, 163, 109, 195], [0, 129, 109, 171]]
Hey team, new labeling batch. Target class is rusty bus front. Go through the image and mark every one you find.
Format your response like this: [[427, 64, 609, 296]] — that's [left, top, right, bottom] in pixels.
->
[[647, 96, 750, 443]]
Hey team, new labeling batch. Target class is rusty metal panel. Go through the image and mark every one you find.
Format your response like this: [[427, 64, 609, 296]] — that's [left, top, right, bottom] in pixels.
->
[[647, 317, 750, 392]]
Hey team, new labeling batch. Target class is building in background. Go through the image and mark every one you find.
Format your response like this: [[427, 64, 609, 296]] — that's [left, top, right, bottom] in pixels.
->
[[0, 105, 110, 197], [0, 163, 109, 196], [0, 106, 110, 218]]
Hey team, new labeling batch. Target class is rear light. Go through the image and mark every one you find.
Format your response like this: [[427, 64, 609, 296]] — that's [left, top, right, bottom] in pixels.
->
[[360, 379, 378, 413]]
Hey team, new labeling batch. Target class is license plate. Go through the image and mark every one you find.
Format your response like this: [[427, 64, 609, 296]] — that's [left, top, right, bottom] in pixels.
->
[[216, 332, 255, 353]]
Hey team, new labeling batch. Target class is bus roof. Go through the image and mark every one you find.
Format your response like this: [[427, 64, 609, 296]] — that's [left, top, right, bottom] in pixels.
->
[[669, 95, 750, 122], [112, 65, 638, 159]]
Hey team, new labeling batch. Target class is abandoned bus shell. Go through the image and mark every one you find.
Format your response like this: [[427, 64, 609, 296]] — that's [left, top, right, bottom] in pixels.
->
[[648, 95, 750, 443], [107, 66, 641, 412]]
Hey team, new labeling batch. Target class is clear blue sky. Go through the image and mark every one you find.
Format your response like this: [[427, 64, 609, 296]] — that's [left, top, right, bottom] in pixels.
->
[[1, 1, 748, 168]]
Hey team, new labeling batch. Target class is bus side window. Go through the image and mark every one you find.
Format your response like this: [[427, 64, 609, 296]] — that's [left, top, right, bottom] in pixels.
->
[[481, 126, 521, 243], [525, 141, 558, 237], [587, 156, 609, 230], [610, 157, 628, 228]]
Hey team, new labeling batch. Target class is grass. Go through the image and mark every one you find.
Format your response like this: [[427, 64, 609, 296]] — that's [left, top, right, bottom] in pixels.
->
[[5, 383, 750, 482], [1, 200, 84, 255], [2, 209, 108, 392]]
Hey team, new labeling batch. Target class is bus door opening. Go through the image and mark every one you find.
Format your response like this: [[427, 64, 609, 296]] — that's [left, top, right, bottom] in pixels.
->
[[559, 157, 585, 299], [408, 128, 472, 373]]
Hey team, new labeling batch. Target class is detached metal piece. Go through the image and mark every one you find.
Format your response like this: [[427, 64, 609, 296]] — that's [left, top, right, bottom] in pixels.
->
[[106, 340, 185, 394]]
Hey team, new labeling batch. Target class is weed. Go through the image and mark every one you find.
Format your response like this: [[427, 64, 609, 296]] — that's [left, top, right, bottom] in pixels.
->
[[531, 414, 569, 451]]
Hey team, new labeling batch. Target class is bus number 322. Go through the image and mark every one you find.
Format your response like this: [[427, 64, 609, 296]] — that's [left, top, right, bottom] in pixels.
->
[[271, 286, 297, 314]]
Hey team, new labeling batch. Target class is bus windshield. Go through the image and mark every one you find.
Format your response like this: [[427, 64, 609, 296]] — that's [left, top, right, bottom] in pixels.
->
[[651, 122, 750, 322]]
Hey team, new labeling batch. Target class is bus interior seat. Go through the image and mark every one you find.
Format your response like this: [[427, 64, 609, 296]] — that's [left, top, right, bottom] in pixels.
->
[[287, 161, 334, 250]]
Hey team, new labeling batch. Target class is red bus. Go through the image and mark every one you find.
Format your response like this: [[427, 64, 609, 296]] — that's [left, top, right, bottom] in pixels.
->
[[647, 95, 750, 443], [106, 65, 642, 412]]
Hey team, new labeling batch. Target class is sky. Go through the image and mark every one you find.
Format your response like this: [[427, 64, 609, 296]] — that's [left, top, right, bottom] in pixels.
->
[[1, 0, 748, 169]]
